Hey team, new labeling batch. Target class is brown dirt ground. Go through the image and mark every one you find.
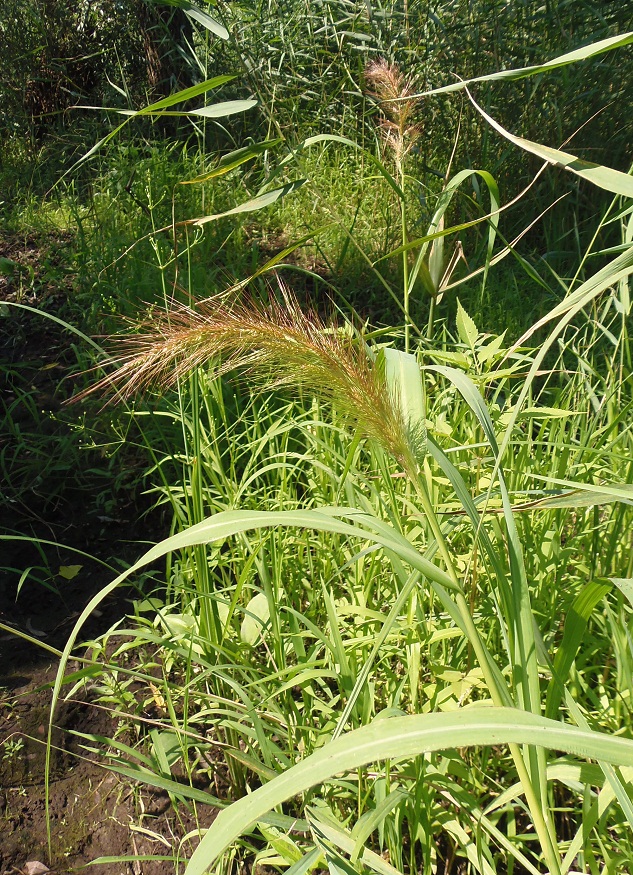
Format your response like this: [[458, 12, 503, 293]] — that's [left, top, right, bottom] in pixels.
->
[[0, 231, 218, 874], [0, 651, 217, 875]]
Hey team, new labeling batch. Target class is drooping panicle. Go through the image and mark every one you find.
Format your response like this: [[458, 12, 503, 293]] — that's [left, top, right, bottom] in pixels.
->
[[82, 287, 423, 474]]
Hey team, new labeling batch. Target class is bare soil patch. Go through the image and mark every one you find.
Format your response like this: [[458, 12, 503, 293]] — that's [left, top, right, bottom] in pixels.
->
[[1, 231, 215, 874]]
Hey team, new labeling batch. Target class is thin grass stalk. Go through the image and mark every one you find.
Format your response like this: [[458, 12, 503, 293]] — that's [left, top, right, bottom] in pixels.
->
[[401, 167, 410, 353], [410, 463, 561, 871]]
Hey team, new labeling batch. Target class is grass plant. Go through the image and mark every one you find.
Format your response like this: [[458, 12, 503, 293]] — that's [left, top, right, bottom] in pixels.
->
[[3, 15, 633, 875], [66, 219, 633, 872]]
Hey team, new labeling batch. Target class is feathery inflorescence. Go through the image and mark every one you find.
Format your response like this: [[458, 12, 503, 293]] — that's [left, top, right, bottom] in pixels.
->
[[364, 59, 422, 167], [84, 290, 422, 473]]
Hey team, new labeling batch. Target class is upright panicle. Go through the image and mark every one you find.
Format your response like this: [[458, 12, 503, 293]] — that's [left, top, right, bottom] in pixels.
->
[[364, 59, 422, 168]]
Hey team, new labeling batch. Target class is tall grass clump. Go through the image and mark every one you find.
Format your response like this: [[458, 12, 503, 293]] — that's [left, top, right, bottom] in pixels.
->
[[39, 25, 633, 875], [66, 225, 633, 872]]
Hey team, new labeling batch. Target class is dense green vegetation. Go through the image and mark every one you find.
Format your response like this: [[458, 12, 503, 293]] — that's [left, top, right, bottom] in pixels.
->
[[2, 1, 633, 873]]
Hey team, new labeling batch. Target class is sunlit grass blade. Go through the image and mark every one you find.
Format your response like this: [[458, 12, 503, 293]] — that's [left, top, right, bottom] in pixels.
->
[[415, 32, 633, 96], [469, 92, 633, 199], [184, 707, 633, 875]]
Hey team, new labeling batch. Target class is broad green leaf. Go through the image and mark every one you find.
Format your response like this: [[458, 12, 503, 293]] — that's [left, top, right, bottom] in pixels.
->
[[414, 255, 437, 297], [157, 613, 197, 637], [227, 750, 277, 781], [610, 578, 633, 609], [426, 350, 470, 368], [184, 708, 633, 875], [476, 331, 507, 364], [380, 347, 425, 436], [427, 216, 445, 291], [241, 592, 271, 645], [547, 760, 604, 791], [0, 257, 25, 276]]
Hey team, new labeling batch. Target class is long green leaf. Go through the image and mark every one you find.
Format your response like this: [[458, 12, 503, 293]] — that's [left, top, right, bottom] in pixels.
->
[[158, 0, 229, 39], [470, 95, 633, 198], [180, 139, 282, 184], [190, 100, 257, 118], [415, 32, 633, 96], [184, 708, 633, 875], [193, 180, 307, 225], [545, 581, 612, 719], [135, 75, 236, 115]]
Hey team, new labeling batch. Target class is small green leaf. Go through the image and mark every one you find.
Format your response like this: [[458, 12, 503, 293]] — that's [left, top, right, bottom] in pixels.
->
[[0, 257, 20, 275], [426, 350, 470, 368], [257, 823, 305, 866], [58, 565, 82, 580], [476, 331, 507, 364]]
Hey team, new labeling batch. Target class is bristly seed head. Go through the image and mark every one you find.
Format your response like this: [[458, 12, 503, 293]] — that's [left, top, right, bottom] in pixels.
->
[[364, 59, 422, 166], [79, 285, 423, 475]]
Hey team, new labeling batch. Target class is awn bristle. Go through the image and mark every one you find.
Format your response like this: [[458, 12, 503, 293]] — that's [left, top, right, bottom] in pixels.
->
[[81, 289, 422, 472]]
